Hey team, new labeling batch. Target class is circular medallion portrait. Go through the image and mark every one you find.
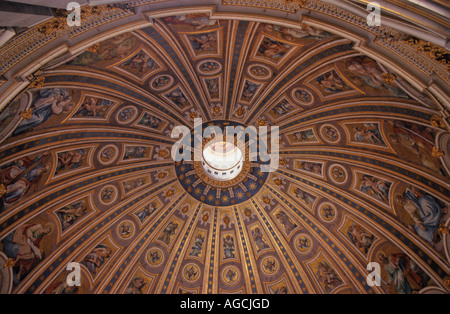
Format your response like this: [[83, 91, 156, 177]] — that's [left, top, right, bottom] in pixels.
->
[[260, 256, 279, 276], [320, 124, 341, 144], [117, 220, 136, 240], [291, 88, 314, 106], [197, 60, 222, 75], [146, 248, 164, 267], [149, 75, 174, 91], [294, 234, 313, 254], [221, 265, 240, 286], [247, 64, 272, 81], [99, 185, 118, 205], [97, 144, 119, 166], [116, 106, 138, 125], [328, 164, 348, 185], [183, 263, 201, 282], [318, 202, 337, 223]]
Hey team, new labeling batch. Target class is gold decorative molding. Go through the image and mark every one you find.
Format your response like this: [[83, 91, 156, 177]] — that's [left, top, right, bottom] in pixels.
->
[[3, 258, 14, 269], [432, 146, 444, 158], [87, 43, 101, 54], [444, 277, 450, 289], [282, 0, 307, 5], [0, 183, 5, 198], [430, 115, 446, 129], [438, 224, 449, 235], [222, 0, 300, 13], [27, 75, 45, 89], [402, 36, 450, 71], [382, 73, 396, 85], [20, 108, 33, 120]]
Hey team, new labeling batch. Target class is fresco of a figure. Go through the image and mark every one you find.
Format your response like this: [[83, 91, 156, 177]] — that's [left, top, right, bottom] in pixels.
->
[[117, 49, 160, 78], [135, 201, 159, 223], [343, 56, 408, 98], [137, 113, 163, 130], [72, 96, 114, 119], [293, 187, 317, 208], [344, 220, 376, 255], [0, 152, 51, 211], [125, 277, 147, 294], [248, 65, 270, 79], [71, 33, 137, 66], [292, 88, 313, 104], [186, 31, 218, 54], [256, 36, 292, 63], [1, 220, 54, 287], [346, 122, 386, 147], [198, 61, 221, 74], [13, 88, 74, 136], [321, 125, 340, 143], [164, 87, 190, 109], [117, 106, 137, 124], [204, 77, 220, 100], [316, 260, 343, 293], [81, 243, 112, 276], [250, 226, 270, 253], [312, 70, 352, 96], [357, 173, 392, 206], [240, 80, 261, 103], [296, 161, 323, 176], [291, 129, 317, 143], [387, 120, 441, 172], [55, 148, 88, 176], [162, 14, 218, 31], [158, 220, 180, 246], [261, 24, 332, 43], [395, 186, 445, 245], [376, 250, 430, 294], [123, 146, 151, 160], [56, 200, 88, 231], [222, 234, 236, 260], [150, 75, 172, 90], [296, 234, 312, 253], [274, 209, 298, 236], [269, 99, 297, 120], [122, 177, 148, 194], [188, 230, 206, 258]]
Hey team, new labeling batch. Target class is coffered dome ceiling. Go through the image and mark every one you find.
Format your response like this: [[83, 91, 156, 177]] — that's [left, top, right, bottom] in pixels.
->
[[0, 0, 449, 294]]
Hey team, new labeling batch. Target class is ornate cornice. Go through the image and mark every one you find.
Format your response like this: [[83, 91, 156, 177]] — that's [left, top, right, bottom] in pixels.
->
[[223, 0, 449, 83], [0, 4, 133, 76]]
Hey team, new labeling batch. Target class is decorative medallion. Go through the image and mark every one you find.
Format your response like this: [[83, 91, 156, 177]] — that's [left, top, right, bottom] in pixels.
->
[[99, 185, 118, 205], [116, 106, 138, 125], [221, 265, 240, 286], [318, 202, 337, 223], [197, 60, 222, 75], [291, 88, 314, 106], [149, 75, 174, 91], [294, 234, 312, 254], [97, 144, 119, 166], [117, 220, 135, 240], [146, 248, 164, 267], [183, 263, 201, 282], [260, 256, 279, 276]]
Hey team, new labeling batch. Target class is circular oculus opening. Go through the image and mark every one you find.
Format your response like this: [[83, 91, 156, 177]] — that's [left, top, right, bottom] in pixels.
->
[[202, 141, 244, 180]]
